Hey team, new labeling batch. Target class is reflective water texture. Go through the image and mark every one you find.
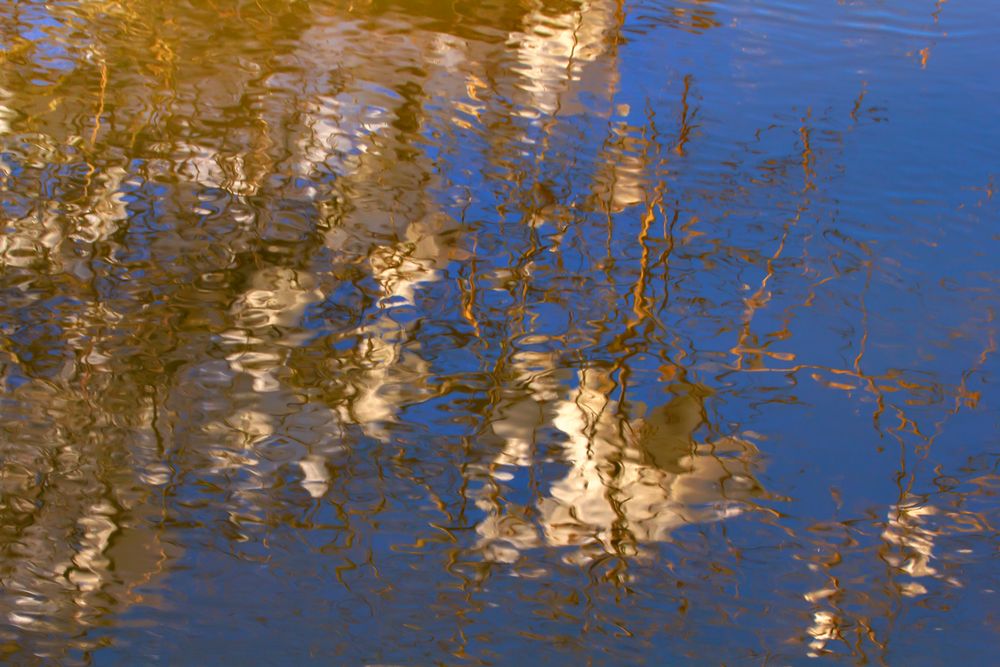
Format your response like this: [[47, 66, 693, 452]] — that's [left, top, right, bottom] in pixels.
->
[[0, 0, 997, 663]]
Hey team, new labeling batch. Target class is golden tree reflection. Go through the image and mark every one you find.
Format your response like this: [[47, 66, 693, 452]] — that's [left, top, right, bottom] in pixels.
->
[[0, 0, 994, 663], [474, 365, 765, 563]]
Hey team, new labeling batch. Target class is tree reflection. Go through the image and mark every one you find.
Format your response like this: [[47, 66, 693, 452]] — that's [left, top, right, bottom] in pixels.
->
[[0, 0, 995, 663], [475, 365, 765, 563]]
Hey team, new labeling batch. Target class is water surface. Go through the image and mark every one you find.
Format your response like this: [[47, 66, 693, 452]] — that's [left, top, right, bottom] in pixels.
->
[[0, 0, 997, 664]]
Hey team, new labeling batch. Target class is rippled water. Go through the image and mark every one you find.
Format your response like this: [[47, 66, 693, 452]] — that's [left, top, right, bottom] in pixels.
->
[[0, 0, 997, 663]]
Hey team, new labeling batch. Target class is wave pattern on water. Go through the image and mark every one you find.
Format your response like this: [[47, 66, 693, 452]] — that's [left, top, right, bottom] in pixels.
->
[[0, 0, 996, 664]]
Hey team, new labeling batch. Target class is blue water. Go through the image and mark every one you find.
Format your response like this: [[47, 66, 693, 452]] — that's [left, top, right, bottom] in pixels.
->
[[0, 0, 996, 664]]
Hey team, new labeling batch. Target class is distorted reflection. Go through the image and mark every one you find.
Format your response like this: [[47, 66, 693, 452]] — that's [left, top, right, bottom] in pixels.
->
[[476, 364, 764, 562], [509, 0, 620, 116], [0, 0, 996, 663], [0, 379, 174, 645], [801, 490, 993, 659], [881, 498, 962, 593]]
